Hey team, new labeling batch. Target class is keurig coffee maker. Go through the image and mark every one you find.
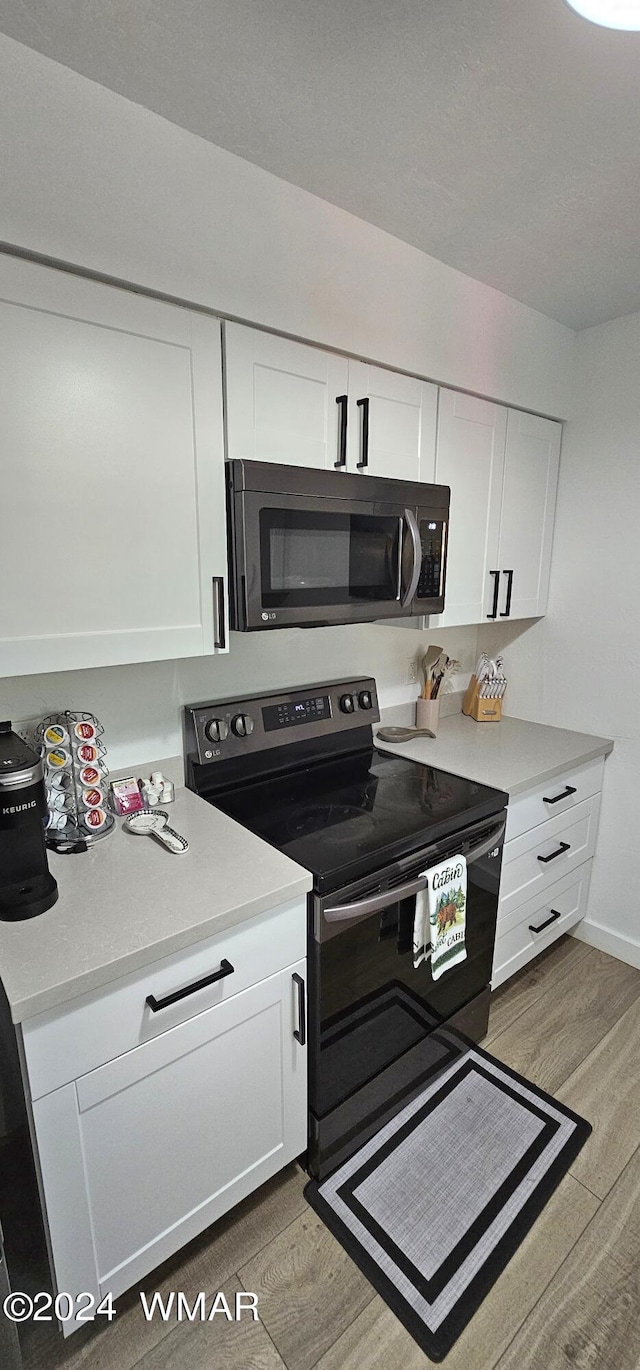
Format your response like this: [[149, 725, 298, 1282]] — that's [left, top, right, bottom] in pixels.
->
[[0, 721, 58, 921]]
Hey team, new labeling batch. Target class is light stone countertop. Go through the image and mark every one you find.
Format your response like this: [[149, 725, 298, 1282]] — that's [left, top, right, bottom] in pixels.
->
[[0, 717, 613, 1026], [0, 786, 312, 1025], [375, 712, 613, 797]]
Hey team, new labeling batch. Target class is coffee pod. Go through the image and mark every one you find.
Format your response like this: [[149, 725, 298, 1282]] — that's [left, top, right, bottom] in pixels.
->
[[45, 810, 68, 831], [43, 723, 69, 748], [48, 770, 71, 792], [82, 787, 104, 809], [76, 742, 99, 764], [84, 807, 107, 831], [79, 764, 101, 787], [73, 720, 97, 744], [46, 747, 72, 770]]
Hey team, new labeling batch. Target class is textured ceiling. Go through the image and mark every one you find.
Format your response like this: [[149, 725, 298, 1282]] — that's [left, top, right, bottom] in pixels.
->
[[1, 0, 640, 330]]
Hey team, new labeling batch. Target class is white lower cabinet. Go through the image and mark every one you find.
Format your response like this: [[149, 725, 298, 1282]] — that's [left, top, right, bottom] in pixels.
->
[[492, 760, 605, 989], [492, 865, 592, 989], [21, 906, 307, 1335]]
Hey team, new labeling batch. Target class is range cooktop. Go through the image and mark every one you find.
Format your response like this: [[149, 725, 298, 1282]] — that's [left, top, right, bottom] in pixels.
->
[[184, 677, 507, 893], [205, 751, 506, 894]]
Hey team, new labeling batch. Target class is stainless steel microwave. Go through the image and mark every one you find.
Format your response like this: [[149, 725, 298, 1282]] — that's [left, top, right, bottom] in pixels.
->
[[226, 460, 449, 631]]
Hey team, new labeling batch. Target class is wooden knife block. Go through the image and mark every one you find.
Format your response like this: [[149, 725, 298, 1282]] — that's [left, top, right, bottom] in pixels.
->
[[462, 675, 503, 723]]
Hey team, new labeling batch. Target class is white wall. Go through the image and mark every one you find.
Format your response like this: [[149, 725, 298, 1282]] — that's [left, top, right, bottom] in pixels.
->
[[0, 33, 575, 417], [0, 625, 479, 772], [484, 310, 640, 966]]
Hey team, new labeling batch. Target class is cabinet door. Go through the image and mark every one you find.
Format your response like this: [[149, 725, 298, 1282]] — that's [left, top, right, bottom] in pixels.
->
[[496, 410, 561, 620], [346, 361, 437, 481], [0, 257, 227, 677], [224, 323, 349, 469], [431, 389, 507, 627], [30, 961, 307, 1333]]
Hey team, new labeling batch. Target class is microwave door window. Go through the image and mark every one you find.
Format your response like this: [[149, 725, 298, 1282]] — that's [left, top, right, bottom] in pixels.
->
[[259, 509, 401, 608], [270, 524, 350, 595]]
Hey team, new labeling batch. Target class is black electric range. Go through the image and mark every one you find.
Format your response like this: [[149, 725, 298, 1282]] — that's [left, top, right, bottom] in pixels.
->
[[185, 677, 508, 1178]]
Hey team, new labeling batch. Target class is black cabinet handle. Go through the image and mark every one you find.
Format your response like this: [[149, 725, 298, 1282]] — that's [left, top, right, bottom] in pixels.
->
[[500, 569, 514, 617], [146, 959, 234, 1012], [537, 841, 570, 865], [487, 570, 500, 619], [356, 397, 369, 469], [292, 972, 306, 1046], [543, 785, 577, 805], [335, 395, 348, 468], [212, 577, 226, 649], [529, 909, 562, 935]]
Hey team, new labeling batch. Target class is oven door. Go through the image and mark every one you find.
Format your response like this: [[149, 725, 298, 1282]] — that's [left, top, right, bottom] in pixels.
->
[[231, 490, 426, 629], [308, 812, 505, 1178]]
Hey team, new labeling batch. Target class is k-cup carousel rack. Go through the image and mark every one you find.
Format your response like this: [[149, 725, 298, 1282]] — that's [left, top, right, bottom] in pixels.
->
[[36, 711, 115, 852]]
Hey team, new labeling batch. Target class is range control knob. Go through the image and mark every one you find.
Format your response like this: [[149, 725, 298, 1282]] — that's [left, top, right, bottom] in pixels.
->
[[204, 717, 229, 744], [231, 713, 254, 738], [339, 694, 355, 714], [358, 690, 373, 710]]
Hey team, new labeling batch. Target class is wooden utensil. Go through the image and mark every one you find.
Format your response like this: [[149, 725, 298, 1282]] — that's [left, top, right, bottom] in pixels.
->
[[420, 645, 443, 699]]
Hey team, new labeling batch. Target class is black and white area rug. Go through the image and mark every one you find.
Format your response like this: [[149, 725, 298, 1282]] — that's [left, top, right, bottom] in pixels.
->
[[305, 1043, 591, 1362]]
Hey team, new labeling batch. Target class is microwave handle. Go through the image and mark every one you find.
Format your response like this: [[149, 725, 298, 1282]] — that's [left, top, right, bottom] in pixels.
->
[[400, 508, 422, 608], [324, 819, 506, 923]]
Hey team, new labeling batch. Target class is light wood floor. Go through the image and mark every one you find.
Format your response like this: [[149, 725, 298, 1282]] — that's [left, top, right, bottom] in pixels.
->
[[19, 935, 640, 1370]]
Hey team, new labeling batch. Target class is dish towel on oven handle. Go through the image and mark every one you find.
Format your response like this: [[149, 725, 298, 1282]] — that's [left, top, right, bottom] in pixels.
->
[[412, 854, 467, 979]]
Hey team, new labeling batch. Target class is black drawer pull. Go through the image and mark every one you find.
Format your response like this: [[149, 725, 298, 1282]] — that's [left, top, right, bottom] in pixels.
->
[[537, 842, 570, 865], [292, 972, 306, 1046], [543, 785, 577, 805], [529, 909, 562, 935], [146, 959, 235, 1013]]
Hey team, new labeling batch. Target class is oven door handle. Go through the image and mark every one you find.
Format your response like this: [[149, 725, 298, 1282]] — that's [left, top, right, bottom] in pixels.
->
[[401, 508, 422, 608], [324, 874, 428, 923], [323, 819, 506, 923]]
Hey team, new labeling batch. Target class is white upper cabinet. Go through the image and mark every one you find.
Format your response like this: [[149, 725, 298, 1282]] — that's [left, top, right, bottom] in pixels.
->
[[497, 410, 561, 620], [0, 257, 228, 678], [431, 392, 561, 628], [431, 390, 507, 628], [224, 324, 437, 481], [345, 360, 437, 481], [224, 324, 349, 469]]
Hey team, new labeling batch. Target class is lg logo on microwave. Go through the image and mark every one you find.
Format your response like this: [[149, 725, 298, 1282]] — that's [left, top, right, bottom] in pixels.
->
[[261, 612, 277, 621]]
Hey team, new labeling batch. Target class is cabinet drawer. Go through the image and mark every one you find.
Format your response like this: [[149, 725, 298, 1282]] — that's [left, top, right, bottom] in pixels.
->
[[506, 757, 604, 842], [492, 863, 591, 989], [499, 794, 600, 920], [22, 897, 306, 1100]]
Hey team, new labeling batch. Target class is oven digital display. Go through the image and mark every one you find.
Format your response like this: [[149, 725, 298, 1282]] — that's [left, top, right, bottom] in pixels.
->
[[263, 695, 331, 732]]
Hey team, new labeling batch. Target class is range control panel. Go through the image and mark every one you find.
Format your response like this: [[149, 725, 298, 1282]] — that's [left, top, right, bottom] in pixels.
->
[[185, 678, 379, 766]]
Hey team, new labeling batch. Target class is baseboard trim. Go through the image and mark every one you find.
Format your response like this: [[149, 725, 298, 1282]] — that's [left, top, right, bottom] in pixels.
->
[[571, 921, 640, 971]]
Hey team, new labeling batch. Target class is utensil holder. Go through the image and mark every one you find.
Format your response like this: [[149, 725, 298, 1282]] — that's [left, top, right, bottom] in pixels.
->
[[416, 697, 440, 734], [462, 677, 503, 723]]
